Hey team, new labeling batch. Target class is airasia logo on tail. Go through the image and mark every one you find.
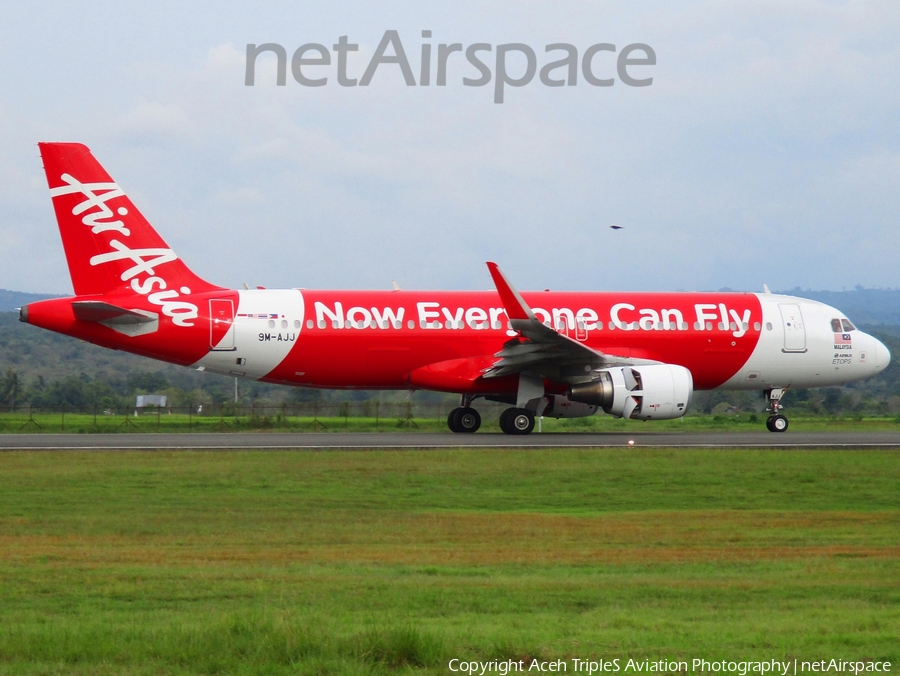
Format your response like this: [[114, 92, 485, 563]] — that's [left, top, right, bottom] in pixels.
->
[[49, 172, 199, 327], [49, 174, 131, 235]]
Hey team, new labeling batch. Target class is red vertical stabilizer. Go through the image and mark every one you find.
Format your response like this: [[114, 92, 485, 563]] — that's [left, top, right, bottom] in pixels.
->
[[38, 142, 221, 298]]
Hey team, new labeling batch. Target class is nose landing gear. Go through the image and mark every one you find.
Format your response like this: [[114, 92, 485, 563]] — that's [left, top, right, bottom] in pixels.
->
[[766, 414, 789, 432], [764, 388, 789, 432]]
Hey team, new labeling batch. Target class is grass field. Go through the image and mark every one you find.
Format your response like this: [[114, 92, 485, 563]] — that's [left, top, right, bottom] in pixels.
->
[[1, 409, 900, 434], [0, 448, 897, 675]]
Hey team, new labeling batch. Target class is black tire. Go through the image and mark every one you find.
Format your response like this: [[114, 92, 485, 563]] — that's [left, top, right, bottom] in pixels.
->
[[769, 414, 789, 432], [501, 407, 535, 435], [457, 408, 481, 433], [447, 407, 464, 433], [499, 407, 514, 433]]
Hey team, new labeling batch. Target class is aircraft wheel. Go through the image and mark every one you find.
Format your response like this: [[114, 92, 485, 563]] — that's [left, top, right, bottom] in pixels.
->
[[499, 408, 513, 433], [457, 408, 481, 433], [501, 407, 535, 435], [766, 414, 789, 433], [447, 407, 464, 433]]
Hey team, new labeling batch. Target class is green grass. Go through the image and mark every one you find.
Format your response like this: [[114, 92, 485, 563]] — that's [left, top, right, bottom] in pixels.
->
[[1, 410, 899, 434], [0, 449, 898, 675]]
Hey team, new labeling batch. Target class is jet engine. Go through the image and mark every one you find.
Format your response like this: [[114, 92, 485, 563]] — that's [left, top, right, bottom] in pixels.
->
[[567, 364, 693, 420]]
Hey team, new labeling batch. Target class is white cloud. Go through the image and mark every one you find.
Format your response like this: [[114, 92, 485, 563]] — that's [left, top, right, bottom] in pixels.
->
[[205, 42, 245, 73], [112, 101, 192, 143], [211, 186, 264, 205]]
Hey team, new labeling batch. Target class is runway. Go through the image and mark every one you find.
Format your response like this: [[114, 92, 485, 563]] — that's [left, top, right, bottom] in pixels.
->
[[0, 431, 898, 450]]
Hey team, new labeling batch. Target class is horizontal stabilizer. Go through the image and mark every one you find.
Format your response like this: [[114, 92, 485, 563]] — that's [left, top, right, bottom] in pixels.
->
[[72, 300, 157, 325], [72, 300, 160, 337]]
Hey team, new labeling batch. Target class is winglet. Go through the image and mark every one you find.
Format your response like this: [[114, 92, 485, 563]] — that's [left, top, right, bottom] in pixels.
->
[[486, 262, 534, 321]]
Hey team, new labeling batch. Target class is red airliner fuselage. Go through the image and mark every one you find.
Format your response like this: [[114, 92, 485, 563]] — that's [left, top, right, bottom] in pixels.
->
[[20, 143, 890, 434], [26, 289, 762, 391]]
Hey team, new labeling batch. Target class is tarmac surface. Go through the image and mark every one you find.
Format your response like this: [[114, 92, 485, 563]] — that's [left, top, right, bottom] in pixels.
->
[[0, 431, 899, 450]]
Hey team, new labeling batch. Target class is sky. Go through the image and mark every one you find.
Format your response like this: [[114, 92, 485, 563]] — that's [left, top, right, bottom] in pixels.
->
[[0, 0, 898, 295]]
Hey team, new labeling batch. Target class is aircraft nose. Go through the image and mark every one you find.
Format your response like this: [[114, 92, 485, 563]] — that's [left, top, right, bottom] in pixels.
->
[[873, 336, 891, 372]]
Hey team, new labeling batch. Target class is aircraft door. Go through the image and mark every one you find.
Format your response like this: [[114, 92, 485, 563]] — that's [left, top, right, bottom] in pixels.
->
[[779, 303, 806, 353], [209, 299, 235, 351]]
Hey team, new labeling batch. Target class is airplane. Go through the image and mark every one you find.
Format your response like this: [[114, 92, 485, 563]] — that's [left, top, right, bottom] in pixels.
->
[[18, 143, 891, 434]]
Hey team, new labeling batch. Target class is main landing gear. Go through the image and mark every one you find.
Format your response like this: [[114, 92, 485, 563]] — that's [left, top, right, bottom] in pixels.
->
[[764, 388, 789, 433], [446, 397, 537, 435], [447, 395, 482, 433], [499, 408, 535, 435], [447, 407, 481, 433]]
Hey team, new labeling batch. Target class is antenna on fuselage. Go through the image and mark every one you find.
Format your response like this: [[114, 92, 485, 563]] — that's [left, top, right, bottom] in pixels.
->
[[763, 284, 772, 294]]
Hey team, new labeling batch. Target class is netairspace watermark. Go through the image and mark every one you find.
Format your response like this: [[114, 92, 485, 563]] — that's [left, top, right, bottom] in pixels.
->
[[446, 658, 894, 676], [245, 30, 656, 103]]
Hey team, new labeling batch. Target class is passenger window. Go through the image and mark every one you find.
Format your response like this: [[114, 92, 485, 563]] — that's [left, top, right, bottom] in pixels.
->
[[831, 318, 842, 332], [841, 319, 855, 332]]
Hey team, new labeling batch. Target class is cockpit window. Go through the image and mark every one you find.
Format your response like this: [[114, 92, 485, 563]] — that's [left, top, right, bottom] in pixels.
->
[[831, 318, 842, 332], [841, 319, 855, 332]]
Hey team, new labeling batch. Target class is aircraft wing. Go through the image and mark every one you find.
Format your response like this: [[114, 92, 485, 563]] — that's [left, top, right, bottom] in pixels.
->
[[483, 262, 658, 381]]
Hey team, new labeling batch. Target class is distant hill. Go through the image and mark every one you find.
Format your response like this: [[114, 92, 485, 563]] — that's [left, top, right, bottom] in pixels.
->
[[0, 289, 66, 312], [776, 287, 900, 325]]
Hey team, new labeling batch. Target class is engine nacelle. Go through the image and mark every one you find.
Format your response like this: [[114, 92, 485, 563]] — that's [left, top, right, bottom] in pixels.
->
[[568, 364, 693, 420], [543, 394, 598, 419]]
